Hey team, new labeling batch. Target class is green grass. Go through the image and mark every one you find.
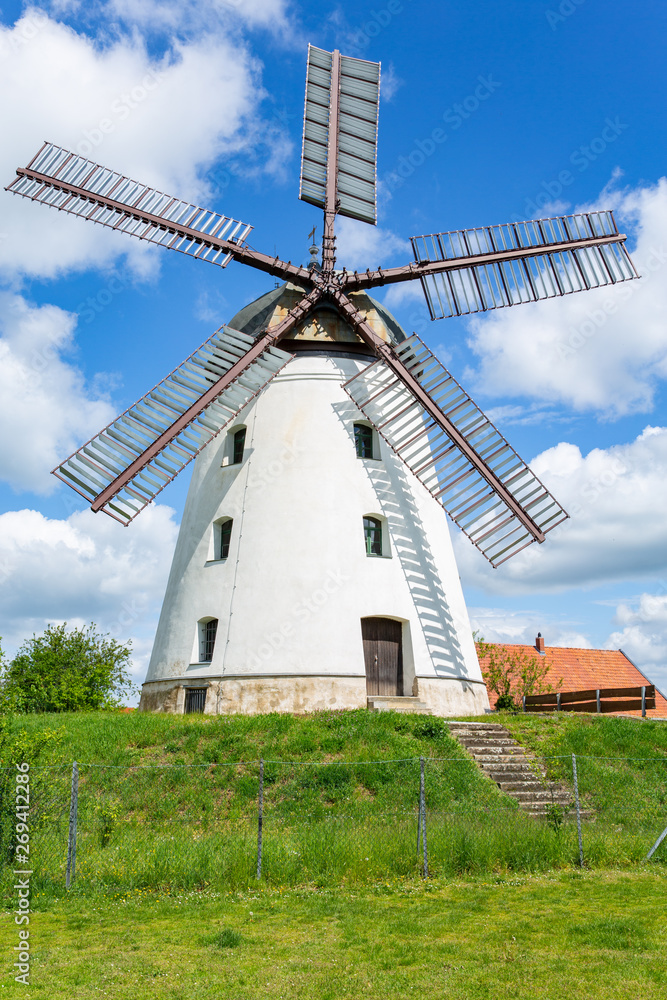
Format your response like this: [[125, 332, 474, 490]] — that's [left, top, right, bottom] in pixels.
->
[[500, 711, 667, 831], [2, 870, 666, 998], [3, 709, 667, 900]]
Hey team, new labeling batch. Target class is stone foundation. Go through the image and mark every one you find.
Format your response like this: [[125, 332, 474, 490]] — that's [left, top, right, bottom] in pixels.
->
[[140, 673, 490, 716], [140, 675, 368, 715], [413, 676, 490, 716]]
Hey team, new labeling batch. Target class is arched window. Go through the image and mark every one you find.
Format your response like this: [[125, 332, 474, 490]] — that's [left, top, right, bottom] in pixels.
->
[[233, 427, 246, 464], [219, 519, 232, 560], [363, 516, 383, 557], [199, 618, 218, 662], [354, 422, 374, 459]]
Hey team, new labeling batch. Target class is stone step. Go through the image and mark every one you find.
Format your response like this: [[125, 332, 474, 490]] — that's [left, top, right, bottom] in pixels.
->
[[367, 696, 432, 715], [447, 719, 592, 821], [493, 778, 564, 791], [504, 789, 572, 803], [447, 722, 508, 732], [457, 739, 520, 750], [473, 751, 530, 760], [455, 732, 518, 741], [480, 762, 543, 775]]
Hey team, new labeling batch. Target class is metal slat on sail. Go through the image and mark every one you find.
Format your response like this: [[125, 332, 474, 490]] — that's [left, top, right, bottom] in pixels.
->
[[298, 45, 380, 225], [7, 142, 253, 268], [336, 54, 380, 224], [53, 327, 292, 524], [343, 334, 567, 566], [411, 211, 638, 319]]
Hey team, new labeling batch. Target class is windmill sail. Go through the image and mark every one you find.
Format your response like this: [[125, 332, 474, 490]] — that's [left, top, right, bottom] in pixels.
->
[[343, 334, 567, 566], [299, 45, 380, 224], [7, 142, 253, 268], [54, 327, 292, 524], [411, 211, 637, 319], [7, 44, 640, 571]]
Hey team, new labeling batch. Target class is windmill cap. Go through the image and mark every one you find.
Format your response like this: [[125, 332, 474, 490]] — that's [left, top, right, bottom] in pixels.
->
[[227, 281, 407, 348]]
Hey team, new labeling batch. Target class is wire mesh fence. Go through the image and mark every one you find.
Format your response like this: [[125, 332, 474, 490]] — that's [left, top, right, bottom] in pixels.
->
[[3, 752, 667, 894]]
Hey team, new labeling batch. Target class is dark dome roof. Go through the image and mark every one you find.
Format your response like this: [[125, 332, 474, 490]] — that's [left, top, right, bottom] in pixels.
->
[[227, 282, 407, 347]]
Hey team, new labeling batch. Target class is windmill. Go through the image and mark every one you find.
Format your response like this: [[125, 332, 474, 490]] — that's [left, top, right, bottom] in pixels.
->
[[7, 46, 638, 716]]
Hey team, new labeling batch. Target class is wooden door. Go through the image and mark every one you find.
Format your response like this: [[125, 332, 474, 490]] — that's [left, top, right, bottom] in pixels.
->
[[362, 618, 403, 696]]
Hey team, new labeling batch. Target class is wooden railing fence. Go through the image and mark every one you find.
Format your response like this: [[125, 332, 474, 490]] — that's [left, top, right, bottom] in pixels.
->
[[523, 685, 655, 717]]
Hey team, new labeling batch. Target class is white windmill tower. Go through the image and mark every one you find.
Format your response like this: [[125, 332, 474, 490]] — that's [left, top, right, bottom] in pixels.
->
[[7, 46, 638, 716]]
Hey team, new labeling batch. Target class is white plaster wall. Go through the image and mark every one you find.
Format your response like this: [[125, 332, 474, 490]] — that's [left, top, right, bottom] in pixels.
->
[[145, 353, 487, 708]]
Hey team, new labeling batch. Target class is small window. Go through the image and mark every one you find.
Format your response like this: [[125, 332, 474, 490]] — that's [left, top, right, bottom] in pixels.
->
[[363, 516, 382, 557], [354, 423, 374, 459], [220, 519, 232, 560], [185, 688, 207, 714], [233, 428, 246, 464], [199, 618, 218, 662]]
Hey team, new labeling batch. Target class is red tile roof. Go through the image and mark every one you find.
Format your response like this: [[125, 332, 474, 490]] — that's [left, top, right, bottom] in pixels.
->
[[476, 641, 667, 718]]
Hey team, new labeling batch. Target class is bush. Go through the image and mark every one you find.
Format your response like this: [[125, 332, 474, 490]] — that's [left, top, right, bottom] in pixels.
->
[[2, 623, 135, 713], [476, 638, 560, 710]]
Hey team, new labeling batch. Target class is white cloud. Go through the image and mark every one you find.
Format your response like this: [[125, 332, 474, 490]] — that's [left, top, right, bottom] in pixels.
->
[[607, 592, 667, 686], [335, 216, 411, 272], [383, 280, 425, 309], [464, 178, 667, 417], [380, 63, 402, 101], [0, 292, 115, 494], [483, 402, 572, 428], [0, 10, 291, 281], [468, 606, 592, 650], [92, 0, 293, 35], [468, 598, 667, 693], [0, 503, 178, 693], [455, 425, 667, 593]]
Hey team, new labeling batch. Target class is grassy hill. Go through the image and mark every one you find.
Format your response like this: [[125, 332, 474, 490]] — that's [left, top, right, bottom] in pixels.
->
[[4, 709, 667, 899]]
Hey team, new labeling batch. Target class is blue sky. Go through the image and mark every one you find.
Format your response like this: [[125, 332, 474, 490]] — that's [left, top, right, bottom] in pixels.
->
[[1, 0, 666, 695]]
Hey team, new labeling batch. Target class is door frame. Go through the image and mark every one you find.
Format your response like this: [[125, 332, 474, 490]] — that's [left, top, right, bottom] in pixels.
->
[[361, 616, 404, 696]]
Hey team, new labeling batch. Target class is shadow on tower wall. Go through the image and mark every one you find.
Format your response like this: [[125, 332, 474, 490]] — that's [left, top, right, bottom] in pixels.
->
[[334, 399, 472, 684]]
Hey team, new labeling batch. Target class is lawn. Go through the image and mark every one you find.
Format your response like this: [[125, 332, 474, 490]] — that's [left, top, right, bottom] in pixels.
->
[[3, 711, 667, 996], [3, 710, 667, 898], [2, 869, 665, 998]]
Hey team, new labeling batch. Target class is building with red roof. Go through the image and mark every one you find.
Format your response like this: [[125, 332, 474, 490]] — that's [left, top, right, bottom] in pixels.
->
[[477, 635, 667, 718]]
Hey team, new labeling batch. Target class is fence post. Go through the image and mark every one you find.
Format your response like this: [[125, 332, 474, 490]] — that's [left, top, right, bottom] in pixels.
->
[[416, 793, 422, 854], [571, 753, 584, 867], [642, 686, 646, 718], [596, 690, 601, 714], [556, 692, 561, 712], [65, 761, 79, 889], [256, 758, 264, 880], [644, 821, 667, 862], [419, 756, 428, 878]]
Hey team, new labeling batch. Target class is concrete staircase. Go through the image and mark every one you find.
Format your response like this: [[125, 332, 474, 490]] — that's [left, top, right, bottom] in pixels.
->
[[447, 720, 580, 818], [367, 695, 432, 715]]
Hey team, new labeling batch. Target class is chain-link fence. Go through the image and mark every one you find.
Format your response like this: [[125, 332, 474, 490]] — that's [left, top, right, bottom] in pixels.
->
[[3, 753, 667, 895]]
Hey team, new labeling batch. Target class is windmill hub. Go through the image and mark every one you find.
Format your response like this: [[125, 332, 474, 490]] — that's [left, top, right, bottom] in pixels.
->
[[6, 44, 638, 716]]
